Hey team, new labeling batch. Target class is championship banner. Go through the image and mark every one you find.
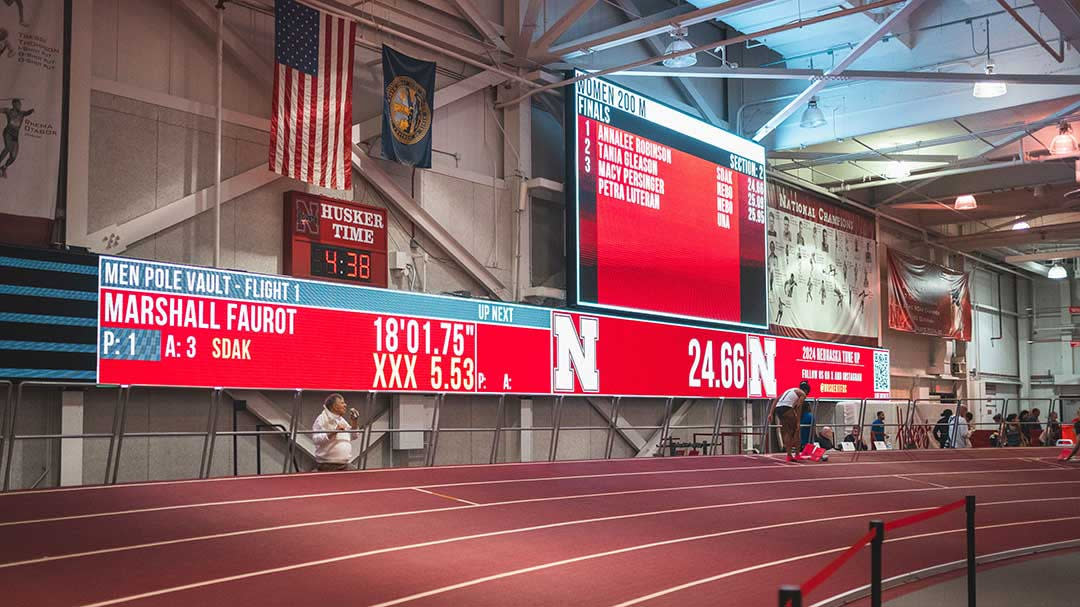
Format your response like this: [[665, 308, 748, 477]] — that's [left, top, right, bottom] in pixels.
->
[[887, 249, 971, 341], [97, 256, 891, 400], [767, 181, 879, 346], [0, 0, 64, 237], [381, 45, 434, 168]]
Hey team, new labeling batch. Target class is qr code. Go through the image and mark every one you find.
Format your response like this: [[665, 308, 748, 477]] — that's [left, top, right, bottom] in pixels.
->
[[873, 351, 891, 392]]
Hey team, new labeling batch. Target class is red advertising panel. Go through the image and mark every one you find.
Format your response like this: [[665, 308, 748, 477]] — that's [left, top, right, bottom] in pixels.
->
[[97, 257, 890, 399], [569, 72, 768, 327], [283, 191, 389, 288], [887, 249, 971, 341]]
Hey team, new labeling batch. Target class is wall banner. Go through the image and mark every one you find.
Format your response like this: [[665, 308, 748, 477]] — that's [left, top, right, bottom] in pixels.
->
[[766, 181, 879, 346], [0, 0, 63, 221], [887, 249, 972, 341]]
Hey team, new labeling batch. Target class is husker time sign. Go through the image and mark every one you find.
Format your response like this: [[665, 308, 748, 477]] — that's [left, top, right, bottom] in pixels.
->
[[97, 256, 889, 398], [283, 191, 389, 288]]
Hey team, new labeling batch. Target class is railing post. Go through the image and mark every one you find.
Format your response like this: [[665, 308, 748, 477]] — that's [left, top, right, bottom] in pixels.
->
[[199, 388, 223, 479], [489, 394, 506, 465], [360, 391, 374, 470], [870, 520, 884, 607], [967, 495, 976, 607], [604, 397, 622, 459], [778, 585, 802, 607], [284, 389, 302, 474], [548, 395, 565, 462], [660, 397, 674, 455], [709, 398, 724, 455], [108, 386, 131, 484], [2, 382, 25, 491], [426, 393, 444, 467]]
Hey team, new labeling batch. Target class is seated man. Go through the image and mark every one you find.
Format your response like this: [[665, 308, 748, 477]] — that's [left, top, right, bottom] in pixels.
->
[[843, 426, 868, 451], [816, 426, 836, 451]]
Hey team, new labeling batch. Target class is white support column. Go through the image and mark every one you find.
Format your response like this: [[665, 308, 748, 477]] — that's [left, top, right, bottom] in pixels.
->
[[64, 0, 93, 247], [500, 79, 532, 301], [60, 391, 84, 487]]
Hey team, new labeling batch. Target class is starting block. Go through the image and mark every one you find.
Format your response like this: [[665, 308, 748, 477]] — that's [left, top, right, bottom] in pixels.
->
[[799, 444, 828, 462], [1058, 448, 1074, 461]]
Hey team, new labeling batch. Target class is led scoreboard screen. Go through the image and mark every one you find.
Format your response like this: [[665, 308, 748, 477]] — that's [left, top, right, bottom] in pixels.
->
[[283, 191, 389, 288], [567, 71, 768, 327], [97, 256, 890, 400]]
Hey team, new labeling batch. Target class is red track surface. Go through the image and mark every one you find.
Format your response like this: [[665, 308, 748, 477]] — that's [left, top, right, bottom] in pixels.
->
[[1, 448, 1078, 607]]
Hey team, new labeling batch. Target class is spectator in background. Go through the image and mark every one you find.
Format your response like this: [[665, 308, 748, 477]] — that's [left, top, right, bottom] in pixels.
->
[[1043, 411, 1062, 446], [989, 414, 1004, 447], [949, 406, 971, 449], [1019, 409, 1032, 439], [800, 405, 815, 449], [843, 426, 869, 451], [1064, 415, 1080, 462], [1003, 413, 1025, 447], [817, 426, 836, 451], [870, 411, 887, 446], [933, 409, 953, 448], [1028, 408, 1043, 445]]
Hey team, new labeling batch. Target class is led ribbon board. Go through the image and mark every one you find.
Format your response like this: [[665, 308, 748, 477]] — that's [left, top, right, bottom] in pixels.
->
[[567, 71, 768, 327], [97, 256, 889, 399]]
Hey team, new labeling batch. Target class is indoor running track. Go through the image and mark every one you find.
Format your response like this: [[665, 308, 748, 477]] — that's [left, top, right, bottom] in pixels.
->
[[1, 448, 1078, 607]]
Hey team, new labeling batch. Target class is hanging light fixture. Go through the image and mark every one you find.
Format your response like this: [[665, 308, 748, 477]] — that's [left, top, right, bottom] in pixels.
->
[[1048, 261, 1067, 280], [973, 64, 1007, 98], [800, 97, 826, 129], [884, 161, 910, 179], [972, 21, 1007, 99], [662, 27, 696, 68], [954, 194, 978, 210], [1049, 121, 1078, 156], [1012, 218, 1030, 230]]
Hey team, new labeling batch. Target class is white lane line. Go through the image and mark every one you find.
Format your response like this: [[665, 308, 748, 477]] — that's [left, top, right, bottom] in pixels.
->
[[65, 493, 1080, 606], [412, 488, 478, 506], [0, 451, 1056, 498], [894, 475, 948, 489], [610, 515, 1080, 607], [6, 480, 1080, 571], [2, 465, 1073, 528]]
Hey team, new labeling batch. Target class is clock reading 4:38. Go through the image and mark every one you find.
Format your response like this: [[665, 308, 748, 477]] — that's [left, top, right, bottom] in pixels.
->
[[310, 243, 373, 282]]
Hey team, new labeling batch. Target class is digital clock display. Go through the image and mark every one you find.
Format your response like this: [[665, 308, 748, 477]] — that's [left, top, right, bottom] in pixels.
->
[[310, 243, 374, 283]]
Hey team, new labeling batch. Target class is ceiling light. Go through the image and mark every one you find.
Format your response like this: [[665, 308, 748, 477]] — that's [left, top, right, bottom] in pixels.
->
[[1012, 219, 1030, 230], [662, 27, 696, 68], [1049, 121, 1078, 156], [973, 64, 1007, 98], [884, 161, 910, 179], [954, 194, 977, 210], [800, 97, 826, 129], [1048, 262, 1067, 280]]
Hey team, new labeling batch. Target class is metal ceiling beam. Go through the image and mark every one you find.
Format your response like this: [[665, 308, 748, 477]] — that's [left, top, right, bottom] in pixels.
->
[[530, 0, 601, 56], [517, 0, 544, 58], [769, 151, 958, 163], [450, 0, 511, 52], [832, 159, 1031, 192], [544, 0, 773, 60], [611, 0, 724, 127], [752, 0, 931, 143], [1005, 249, 1080, 263], [550, 5, 689, 59], [500, 0, 908, 108], [351, 148, 511, 300], [770, 109, 1080, 172], [940, 221, 1080, 251], [605, 65, 1080, 86]]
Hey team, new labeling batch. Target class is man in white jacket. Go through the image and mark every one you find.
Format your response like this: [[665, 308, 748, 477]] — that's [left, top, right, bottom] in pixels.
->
[[312, 393, 360, 471], [949, 405, 971, 449]]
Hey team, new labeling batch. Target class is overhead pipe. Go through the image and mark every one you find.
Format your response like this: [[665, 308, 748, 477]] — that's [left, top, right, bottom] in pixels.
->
[[996, 0, 1065, 63], [830, 158, 1031, 192], [495, 0, 910, 108]]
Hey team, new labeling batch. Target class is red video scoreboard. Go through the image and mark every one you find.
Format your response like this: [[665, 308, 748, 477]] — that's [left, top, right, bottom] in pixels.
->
[[283, 191, 389, 288], [567, 72, 768, 327]]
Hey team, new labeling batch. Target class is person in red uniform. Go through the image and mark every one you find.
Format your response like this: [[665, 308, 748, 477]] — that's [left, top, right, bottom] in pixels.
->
[[772, 381, 811, 462]]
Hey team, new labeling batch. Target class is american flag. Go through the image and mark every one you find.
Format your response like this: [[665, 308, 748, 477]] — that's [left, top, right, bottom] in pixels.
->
[[270, 0, 357, 190]]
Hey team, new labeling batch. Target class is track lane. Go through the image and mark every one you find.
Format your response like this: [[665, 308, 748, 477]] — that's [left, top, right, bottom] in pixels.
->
[[46, 484, 1080, 607]]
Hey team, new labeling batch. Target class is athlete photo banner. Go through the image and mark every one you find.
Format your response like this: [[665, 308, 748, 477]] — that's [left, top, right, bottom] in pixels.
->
[[97, 256, 891, 400], [767, 181, 879, 346], [887, 249, 971, 341], [0, 0, 64, 229]]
